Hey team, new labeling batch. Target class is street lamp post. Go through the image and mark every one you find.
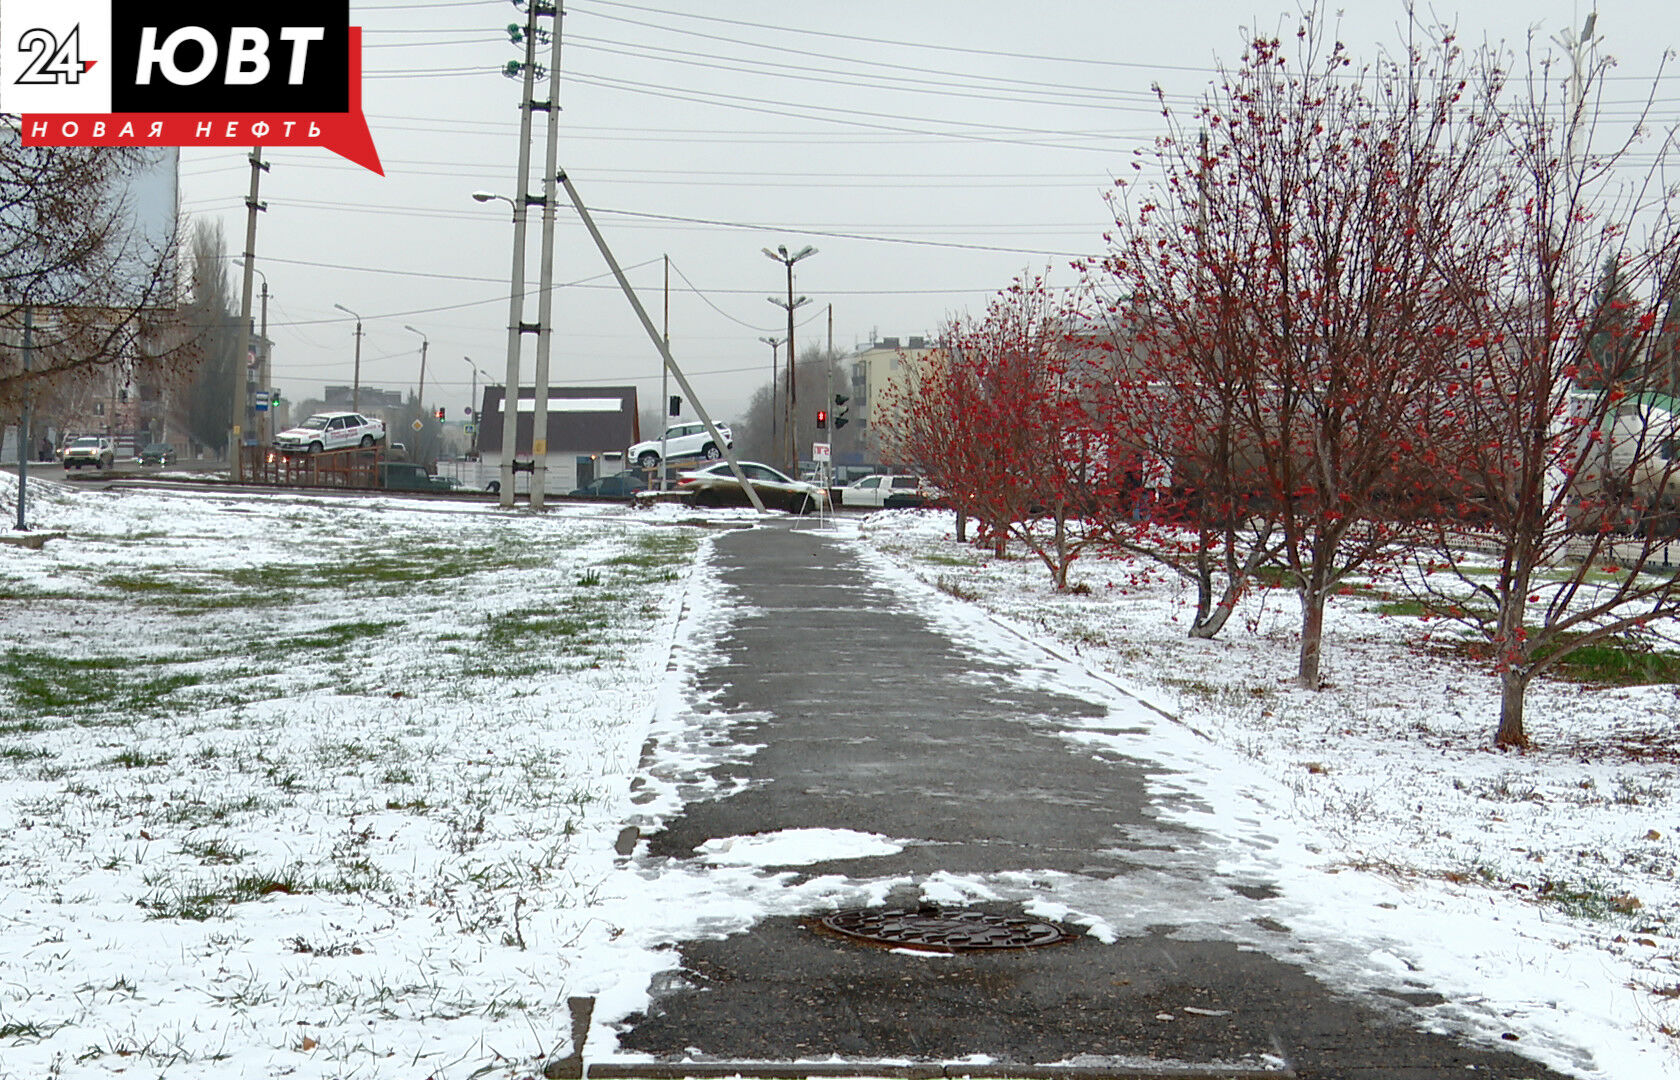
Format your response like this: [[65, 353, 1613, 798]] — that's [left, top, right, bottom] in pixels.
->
[[763, 244, 816, 474], [402, 324, 429, 409], [464, 355, 484, 458], [332, 303, 364, 413], [404, 324, 429, 464], [758, 335, 782, 453], [473, 189, 531, 508]]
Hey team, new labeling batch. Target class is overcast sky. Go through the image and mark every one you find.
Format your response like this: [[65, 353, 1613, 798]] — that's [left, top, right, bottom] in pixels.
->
[[179, 1, 1678, 424]]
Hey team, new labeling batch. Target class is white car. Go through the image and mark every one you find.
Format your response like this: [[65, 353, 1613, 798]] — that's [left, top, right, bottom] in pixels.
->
[[274, 412, 387, 454], [61, 436, 115, 470], [629, 421, 732, 470], [840, 474, 941, 509]]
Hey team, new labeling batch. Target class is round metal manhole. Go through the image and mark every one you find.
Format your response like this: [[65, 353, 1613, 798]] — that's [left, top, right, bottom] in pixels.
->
[[817, 906, 1073, 952]]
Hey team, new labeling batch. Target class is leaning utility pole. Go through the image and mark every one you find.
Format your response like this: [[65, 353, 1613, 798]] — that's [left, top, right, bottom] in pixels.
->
[[232, 148, 267, 481], [528, 0, 565, 510], [559, 170, 766, 513], [497, 1, 545, 508]]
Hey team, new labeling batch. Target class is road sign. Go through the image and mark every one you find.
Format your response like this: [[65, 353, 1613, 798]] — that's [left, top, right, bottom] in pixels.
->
[[813, 442, 831, 462], [464, 423, 476, 434], [410, 419, 423, 432], [253, 390, 270, 411]]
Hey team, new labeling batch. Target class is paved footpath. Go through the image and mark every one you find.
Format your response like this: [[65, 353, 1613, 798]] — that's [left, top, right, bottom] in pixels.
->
[[597, 524, 1567, 1080]]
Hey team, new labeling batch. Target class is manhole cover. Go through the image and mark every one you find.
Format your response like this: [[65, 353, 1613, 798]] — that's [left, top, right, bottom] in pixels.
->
[[817, 906, 1073, 952]]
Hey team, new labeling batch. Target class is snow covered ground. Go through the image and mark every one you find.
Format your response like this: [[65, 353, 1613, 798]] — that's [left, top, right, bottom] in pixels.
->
[[854, 509, 1680, 1078], [2, 477, 1675, 1078], [0, 477, 703, 1079]]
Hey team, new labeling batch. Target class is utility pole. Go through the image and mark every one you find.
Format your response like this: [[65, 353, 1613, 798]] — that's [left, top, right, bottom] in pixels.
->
[[497, 1, 545, 509], [15, 302, 31, 531], [826, 303, 834, 491], [529, 0, 565, 510], [232, 148, 267, 481], [660, 253, 670, 491], [334, 303, 364, 412]]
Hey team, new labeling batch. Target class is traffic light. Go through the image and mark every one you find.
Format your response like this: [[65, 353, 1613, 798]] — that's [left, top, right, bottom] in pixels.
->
[[833, 394, 850, 429], [669, 395, 682, 417], [816, 409, 827, 430], [434, 406, 446, 420]]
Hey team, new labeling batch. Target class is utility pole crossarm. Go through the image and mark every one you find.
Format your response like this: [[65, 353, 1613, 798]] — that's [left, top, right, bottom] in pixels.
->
[[556, 170, 767, 513]]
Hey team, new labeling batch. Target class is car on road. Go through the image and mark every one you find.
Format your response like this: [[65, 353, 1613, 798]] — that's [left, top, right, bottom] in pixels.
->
[[273, 412, 387, 454], [839, 474, 942, 509], [571, 473, 649, 498], [675, 460, 828, 513], [379, 462, 463, 492], [136, 443, 177, 466], [61, 436, 115, 470], [628, 421, 732, 471]]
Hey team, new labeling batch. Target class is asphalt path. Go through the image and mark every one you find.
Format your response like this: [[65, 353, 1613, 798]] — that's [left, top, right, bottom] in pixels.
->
[[607, 523, 1569, 1080]]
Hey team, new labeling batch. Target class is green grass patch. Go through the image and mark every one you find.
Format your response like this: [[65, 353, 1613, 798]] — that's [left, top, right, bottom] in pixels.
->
[[0, 718, 55, 737], [2, 650, 204, 718], [178, 835, 250, 865], [919, 552, 979, 568], [481, 608, 604, 651], [1, 744, 52, 761], [104, 748, 170, 769], [266, 620, 395, 653], [1540, 639, 1680, 686]]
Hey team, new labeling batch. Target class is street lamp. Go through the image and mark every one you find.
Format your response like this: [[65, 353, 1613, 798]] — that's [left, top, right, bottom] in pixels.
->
[[763, 244, 817, 474], [332, 302, 364, 413], [758, 336, 783, 449], [402, 324, 429, 408], [464, 356, 487, 459], [472, 189, 531, 507]]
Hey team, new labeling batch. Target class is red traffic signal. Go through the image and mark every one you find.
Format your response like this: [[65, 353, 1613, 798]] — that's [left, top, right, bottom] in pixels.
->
[[434, 407, 446, 420], [816, 409, 828, 430]]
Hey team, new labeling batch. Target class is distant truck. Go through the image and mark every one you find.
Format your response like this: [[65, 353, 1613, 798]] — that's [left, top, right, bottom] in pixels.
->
[[378, 462, 464, 492]]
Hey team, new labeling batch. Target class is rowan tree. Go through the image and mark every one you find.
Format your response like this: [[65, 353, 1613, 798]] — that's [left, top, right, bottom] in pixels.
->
[[879, 278, 1126, 589], [1086, 297, 1283, 639], [1096, 8, 1509, 687], [1403, 34, 1680, 748]]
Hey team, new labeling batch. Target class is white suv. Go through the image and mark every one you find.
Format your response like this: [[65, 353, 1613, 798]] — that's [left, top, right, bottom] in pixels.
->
[[629, 421, 732, 470], [274, 412, 387, 454]]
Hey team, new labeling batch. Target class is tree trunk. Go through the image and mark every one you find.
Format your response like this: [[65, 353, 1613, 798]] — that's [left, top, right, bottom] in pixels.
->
[[1297, 585, 1325, 689], [1496, 668, 1530, 749], [955, 508, 968, 543]]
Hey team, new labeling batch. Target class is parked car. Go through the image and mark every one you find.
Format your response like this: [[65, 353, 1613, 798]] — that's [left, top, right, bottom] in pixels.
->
[[839, 474, 941, 509], [571, 473, 649, 498], [273, 412, 387, 454], [378, 462, 462, 492], [675, 460, 828, 513], [136, 443, 177, 466], [61, 436, 114, 470], [628, 421, 732, 471]]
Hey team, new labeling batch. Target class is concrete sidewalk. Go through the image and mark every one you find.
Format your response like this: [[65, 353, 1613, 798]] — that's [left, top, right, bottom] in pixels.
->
[[590, 524, 1566, 1080]]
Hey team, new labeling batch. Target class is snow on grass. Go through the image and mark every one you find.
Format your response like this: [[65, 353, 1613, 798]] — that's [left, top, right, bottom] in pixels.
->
[[857, 509, 1679, 1079], [0, 475, 702, 1079]]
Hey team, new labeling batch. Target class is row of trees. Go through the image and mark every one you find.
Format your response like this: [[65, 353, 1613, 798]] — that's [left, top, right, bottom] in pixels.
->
[[879, 8, 1680, 749]]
